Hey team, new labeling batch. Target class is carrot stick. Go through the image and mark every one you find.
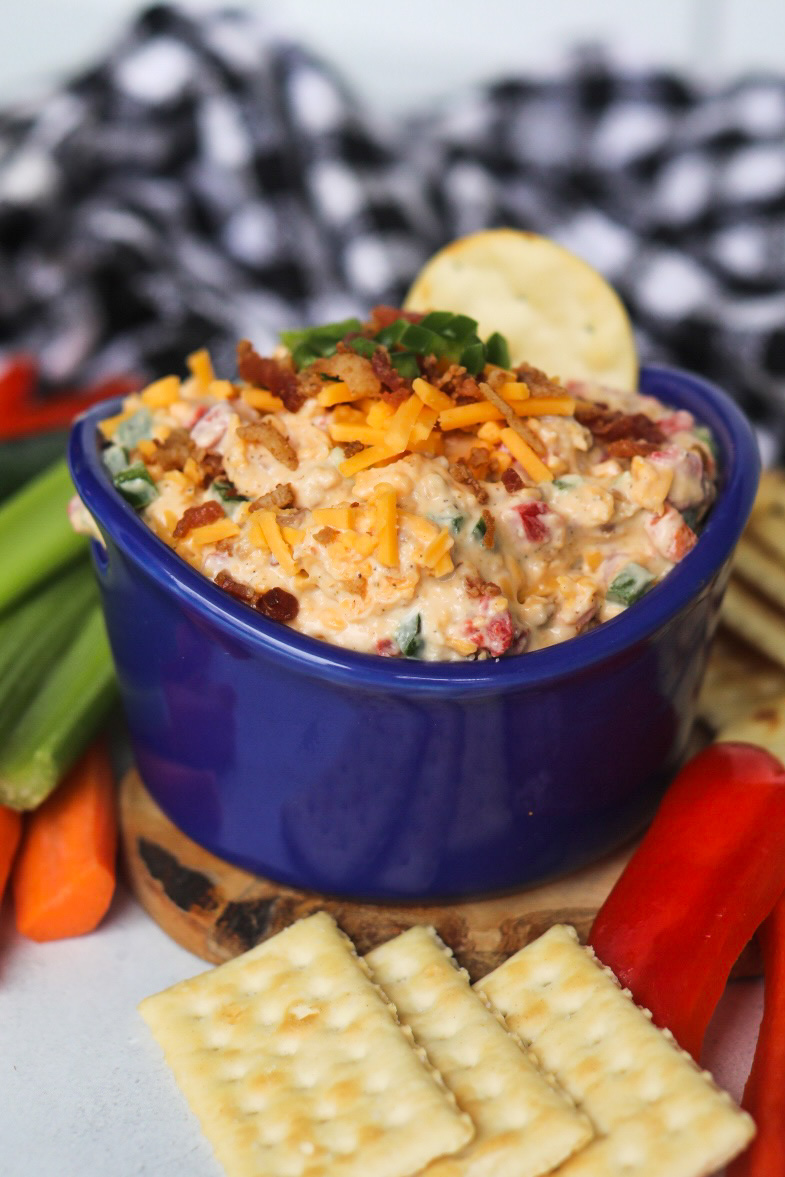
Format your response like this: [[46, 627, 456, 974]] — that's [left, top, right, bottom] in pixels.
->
[[12, 742, 117, 941], [0, 806, 22, 906], [727, 891, 785, 1176]]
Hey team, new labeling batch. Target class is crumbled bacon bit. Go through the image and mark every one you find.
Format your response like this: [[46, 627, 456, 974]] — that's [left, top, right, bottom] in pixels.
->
[[341, 441, 365, 458], [153, 428, 192, 472], [237, 420, 298, 470], [502, 467, 524, 493], [314, 349, 381, 399], [465, 576, 501, 598], [236, 340, 303, 412], [214, 570, 255, 601], [515, 362, 568, 398], [606, 438, 660, 460], [314, 526, 338, 545], [574, 402, 666, 446], [449, 460, 489, 504], [371, 347, 409, 404], [481, 508, 495, 549], [173, 500, 225, 538], [437, 363, 481, 402], [256, 587, 299, 623], [195, 450, 226, 487], [467, 446, 492, 480], [249, 483, 296, 512], [369, 306, 423, 330]]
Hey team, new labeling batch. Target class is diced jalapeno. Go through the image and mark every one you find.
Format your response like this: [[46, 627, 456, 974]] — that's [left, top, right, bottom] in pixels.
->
[[390, 352, 420, 381], [399, 323, 447, 356], [102, 444, 130, 477], [484, 332, 511, 369], [552, 475, 582, 491], [472, 517, 487, 541], [115, 408, 153, 449], [291, 342, 321, 370], [113, 462, 158, 509], [441, 314, 478, 342], [348, 337, 378, 359], [607, 562, 655, 606], [375, 319, 409, 347], [396, 612, 423, 658], [419, 310, 456, 333], [460, 341, 486, 376]]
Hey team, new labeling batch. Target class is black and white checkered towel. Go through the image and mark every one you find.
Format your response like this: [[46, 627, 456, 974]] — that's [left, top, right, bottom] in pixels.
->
[[2, 4, 785, 453]]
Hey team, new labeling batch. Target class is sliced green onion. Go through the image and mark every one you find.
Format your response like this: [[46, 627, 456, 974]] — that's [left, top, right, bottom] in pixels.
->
[[0, 604, 117, 810], [115, 407, 153, 449], [113, 463, 158, 509], [472, 517, 487, 541], [428, 513, 464, 535], [291, 342, 321, 369], [395, 612, 423, 658], [607, 562, 655, 606], [484, 332, 511, 368], [552, 475, 583, 491], [0, 458, 85, 616]]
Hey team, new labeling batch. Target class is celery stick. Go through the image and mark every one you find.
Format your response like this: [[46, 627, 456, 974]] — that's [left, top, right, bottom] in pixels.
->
[[0, 605, 117, 810], [0, 458, 85, 615], [0, 560, 97, 748]]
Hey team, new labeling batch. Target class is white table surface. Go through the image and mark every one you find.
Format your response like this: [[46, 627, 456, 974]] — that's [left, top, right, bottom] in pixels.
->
[[0, 876, 764, 1177]]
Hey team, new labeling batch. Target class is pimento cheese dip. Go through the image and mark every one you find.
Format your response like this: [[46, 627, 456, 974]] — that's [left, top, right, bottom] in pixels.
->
[[99, 308, 716, 661]]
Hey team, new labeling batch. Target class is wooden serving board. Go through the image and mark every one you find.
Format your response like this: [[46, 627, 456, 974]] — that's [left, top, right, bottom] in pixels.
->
[[119, 769, 761, 982]]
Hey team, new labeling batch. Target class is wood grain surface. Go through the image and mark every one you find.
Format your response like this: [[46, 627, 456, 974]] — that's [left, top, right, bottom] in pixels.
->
[[119, 769, 761, 981]]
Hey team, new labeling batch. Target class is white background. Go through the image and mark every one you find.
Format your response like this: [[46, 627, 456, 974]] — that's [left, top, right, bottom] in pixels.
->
[[3, 0, 785, 109]]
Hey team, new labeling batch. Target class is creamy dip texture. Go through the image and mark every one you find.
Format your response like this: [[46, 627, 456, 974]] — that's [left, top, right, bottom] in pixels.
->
[[98, 309, 716, 661]]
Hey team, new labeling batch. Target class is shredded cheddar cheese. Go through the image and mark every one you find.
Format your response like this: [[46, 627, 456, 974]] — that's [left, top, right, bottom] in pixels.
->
[[383, 394, 423, 452], [141, 376, 181, 408], [188, 518, 241, 547], [187, 348, 214, 393], [374, 485, 399, 568], [241, 388, 284, 412], [500, 427, 554, 483], [438, 402, 503, 430], [366, 401, 395, 428], [412, 377, 453, 412], [519, 396, 576, 417], [312, 506, 355, 529], [257, 511, 297, 575], [316, 381, 357, 407], [339, 444, 396, 477], [329, 423, 386, 446], [422, 528, 453, 569], [207, 379, 235, 400]]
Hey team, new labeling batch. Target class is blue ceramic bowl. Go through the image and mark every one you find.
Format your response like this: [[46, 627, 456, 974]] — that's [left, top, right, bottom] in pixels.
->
[[69, 365, 759, 900]]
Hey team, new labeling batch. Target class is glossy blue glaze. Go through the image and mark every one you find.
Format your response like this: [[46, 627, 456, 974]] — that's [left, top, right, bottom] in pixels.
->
[[69, 366, 759, 899]]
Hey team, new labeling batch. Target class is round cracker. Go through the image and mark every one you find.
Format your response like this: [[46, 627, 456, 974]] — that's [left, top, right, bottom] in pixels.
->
[[404, 229, 638, 389]]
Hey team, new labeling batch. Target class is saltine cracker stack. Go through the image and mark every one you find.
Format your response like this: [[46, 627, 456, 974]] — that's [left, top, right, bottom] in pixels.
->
[[139, 912, 474, 1177], [475, 924, 754, 1177], [698, 468, 785, 736], [404, 229, 638, 390], [365, 925, 593, 1177], [140, 913, 754, 1177]]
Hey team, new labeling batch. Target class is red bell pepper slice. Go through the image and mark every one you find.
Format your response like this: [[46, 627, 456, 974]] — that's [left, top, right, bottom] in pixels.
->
[[727, 892, 785, 1176], [589, 742, 785, 1062]]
